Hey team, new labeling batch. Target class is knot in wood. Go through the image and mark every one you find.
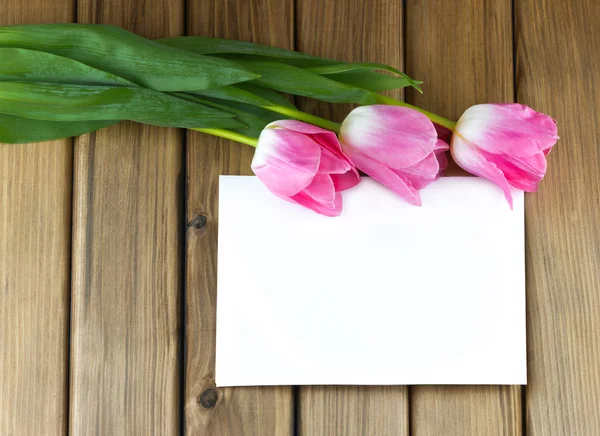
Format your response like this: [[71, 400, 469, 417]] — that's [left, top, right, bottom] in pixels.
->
[[198, 388, 218, 409]]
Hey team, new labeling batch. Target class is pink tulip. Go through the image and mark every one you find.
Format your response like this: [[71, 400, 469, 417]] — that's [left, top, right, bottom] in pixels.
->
[[251, 120, 360, 216], [450, 103, 558, 207], [339, 105, 449, 206]]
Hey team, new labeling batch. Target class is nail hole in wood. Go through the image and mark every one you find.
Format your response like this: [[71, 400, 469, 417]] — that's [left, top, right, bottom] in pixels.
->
[[198, 388, 218, 409]]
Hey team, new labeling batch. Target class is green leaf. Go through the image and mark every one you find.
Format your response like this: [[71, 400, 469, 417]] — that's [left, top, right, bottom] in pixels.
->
[[0, 24, 259, 91], [234, 61, 376, 104], [173, 92, 283, 137], [156, 36, 422, 89], [0, 47, 136, 85], [305, 63, 423, 92], [0, 82, 245, 129], [193, 82, 295, 109], [0, 113, 116, 143], [158, 36, 328, 62], [329, 70, 421, 92]]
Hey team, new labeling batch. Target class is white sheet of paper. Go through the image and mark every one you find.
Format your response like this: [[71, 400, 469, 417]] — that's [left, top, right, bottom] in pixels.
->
[[216, 176, 526, 386]]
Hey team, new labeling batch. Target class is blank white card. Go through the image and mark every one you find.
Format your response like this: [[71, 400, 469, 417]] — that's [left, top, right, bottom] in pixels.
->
[[216, 176, 526, 386]]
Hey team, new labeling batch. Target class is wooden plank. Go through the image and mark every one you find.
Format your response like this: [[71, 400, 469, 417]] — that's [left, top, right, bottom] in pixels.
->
[[184, 0, 294, 434], [69, 1, 184, 434], [405, 1, 522, 435], [0, 2, 74, 435], [296, 1, 408, 435], [516, 0, 600, 434]]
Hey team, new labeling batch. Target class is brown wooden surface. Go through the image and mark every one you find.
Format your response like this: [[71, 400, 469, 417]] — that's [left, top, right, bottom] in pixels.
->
[[0, 1, 74, 435], [0, 0, 599, 435], [69, 1, 183, 434], [516, 1, 600, 435], [183, 0, 294, 434], [295, 1, 409, 435], [405, 1, 523, 435]]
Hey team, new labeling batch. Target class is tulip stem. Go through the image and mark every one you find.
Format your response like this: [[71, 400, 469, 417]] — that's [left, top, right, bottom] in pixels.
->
[[262, 105, 342, 133], [373, 94, 458, 131], [192, 128, 258, 147]]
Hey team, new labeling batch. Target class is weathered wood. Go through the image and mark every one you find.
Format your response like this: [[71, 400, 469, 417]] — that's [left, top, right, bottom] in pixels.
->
[[405, 1, 522, 435], [0, 2, 74, 435], [184, 0, 294, 434], [296, 1, 408, 434], [69, 1, 183, 434], [516, 0, 600, 434]]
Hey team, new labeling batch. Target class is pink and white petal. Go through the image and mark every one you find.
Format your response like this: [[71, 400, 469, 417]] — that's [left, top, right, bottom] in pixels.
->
[[451, 134, 514, 208], [331, 168, 361, 192], [340, 105, 438, 169], [251, 128, 320, 197], [312, 133, 351, 160], [317, 144, 353, 174], [302, 174, 336, 204], [396, 151, 440, 190], [344, 145, 422, 206], [290, 190, 343, 217], [456, 103, 558, 157], [434, 138, 450, 152], [481, 150, 546, 192], [481, 148, 547, 179], [435, 151, 448, 176]]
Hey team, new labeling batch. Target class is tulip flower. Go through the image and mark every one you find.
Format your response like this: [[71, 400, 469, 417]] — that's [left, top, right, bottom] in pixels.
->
[[339, 105, 448, 206], [450, 103, 558, 207], [251, 120, 360, 216]]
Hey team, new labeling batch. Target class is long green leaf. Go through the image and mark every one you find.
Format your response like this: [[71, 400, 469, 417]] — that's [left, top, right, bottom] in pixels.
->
[[193, 82, 295, 109], [158, 36, 327, 61], [0, 24, 258, 91], [234, 61, 375, 104], [330, 70, 420, 92], [0, 47, 136, 85], [305, 63, 423, 92], [0, 82, 245, 129], [0, 113, 116, 143], [157, 36, 422, 90], [174, 92, 283, 137]]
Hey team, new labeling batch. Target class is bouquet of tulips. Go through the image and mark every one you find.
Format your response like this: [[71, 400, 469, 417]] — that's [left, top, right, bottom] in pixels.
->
[[0, 24, 558, 216]]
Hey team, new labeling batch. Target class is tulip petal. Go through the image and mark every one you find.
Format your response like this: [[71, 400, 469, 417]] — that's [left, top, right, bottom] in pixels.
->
[[318, 144, 353, 174], [290, 190, 343, 217], [396, 151, 441, 190], [331, 169, 361, 191], [340, 105, 437, 169], [302, 174, 336, 204], [434, 139, 450, 175], [482, 150, 547, 192], [456, 103, 558, 157], [434, 138, 450, 153], [271, 119, 337, 136], [251, 128, 320, 197], [451, 134, 514, 208], [344, 145, 422, 206], [434, 123, 453, 144], [436, 151, 448, 176]]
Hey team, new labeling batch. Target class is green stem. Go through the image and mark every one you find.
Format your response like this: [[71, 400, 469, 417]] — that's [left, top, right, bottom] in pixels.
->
[[192, 128, 258, 147], [373, 94, 457, 131], [262, 105, 342, 133]]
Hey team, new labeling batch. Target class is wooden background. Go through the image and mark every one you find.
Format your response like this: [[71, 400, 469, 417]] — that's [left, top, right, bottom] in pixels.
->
[[0, 0, 598, 434]]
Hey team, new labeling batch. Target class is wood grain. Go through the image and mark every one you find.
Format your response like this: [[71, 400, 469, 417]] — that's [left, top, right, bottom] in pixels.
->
[[0, 2, 74, 435], [295, 1, 408, 434], [69, 1, 183, 434], [184, 0, 294, 434], [516, 0, 600, 434], [405, 1, 522, 435], [299, 386, 408, 436]]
